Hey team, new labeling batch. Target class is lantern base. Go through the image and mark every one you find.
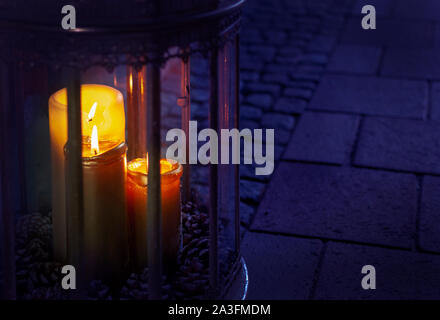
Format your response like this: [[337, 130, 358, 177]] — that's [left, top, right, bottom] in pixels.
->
[[15, 203, 246, 300], [223, 256, 248, 300]]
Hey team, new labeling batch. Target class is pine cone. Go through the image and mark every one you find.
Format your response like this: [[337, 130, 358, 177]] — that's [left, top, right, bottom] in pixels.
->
[[181, 202, 209, 247], [28, 262, 62, 290], [16, 212, 52, 250], [25, 284, 67, 300], [16, 238, 50, 267], [189, 187, 209, 213], [179, 201, 210, 299], [15, 238, 52, 296], [87, 280, 112, 300], [180, 236, 209, 266], [175, 257, 209, 299], [121, 269, 172, 300], [16, 268, 30, 293]]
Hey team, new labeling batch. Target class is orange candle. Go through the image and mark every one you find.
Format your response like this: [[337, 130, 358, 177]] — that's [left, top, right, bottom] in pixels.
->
[[48, 84, 126, 262], [126, 158, 183, 272]]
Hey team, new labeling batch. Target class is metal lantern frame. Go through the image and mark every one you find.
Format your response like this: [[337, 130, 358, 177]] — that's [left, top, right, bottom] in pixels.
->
[[0, 0, 247, 300]]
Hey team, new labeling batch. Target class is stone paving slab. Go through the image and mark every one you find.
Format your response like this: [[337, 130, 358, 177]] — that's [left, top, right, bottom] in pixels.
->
[[251, 162, 416, 248], [245, 93, 274, 111], [240, 180, 267, 205], [239, 0, 440, 301], [309, 75, 428, 119], [352, 0, 395, 17], [306, 35, 337, 53], [354, 117, 440, 174], [284, 87, 314, 100], [340, 17, 434, 47], [382, 48, 440, 80], [262, 73, 290, 86], [274, 97, 308, 114], [240, 104, 264, 121], [419, 176, 440, 253], [240, 202, 256, 227], [243, 82, 282, 98], [240, 164, 270, 183], [261, 113, 295, 131], [430, 83, 440, 121], [284, 112, 359, 165], [327, 45, 382, 75], [315, 242, 440, 299], [393, 0, 440, 22], [241, 232, 322, 300]]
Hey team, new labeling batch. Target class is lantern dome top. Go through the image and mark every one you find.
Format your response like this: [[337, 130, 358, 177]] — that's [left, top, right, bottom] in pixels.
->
[[0, 0, 245, 70], [1, 0, 237, 29]]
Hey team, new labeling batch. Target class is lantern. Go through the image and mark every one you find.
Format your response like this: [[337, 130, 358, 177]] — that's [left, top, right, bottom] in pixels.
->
[[0, 0, 247, 300]]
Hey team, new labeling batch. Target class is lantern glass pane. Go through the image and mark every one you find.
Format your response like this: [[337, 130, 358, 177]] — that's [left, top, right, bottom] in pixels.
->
[[2, 41, 242, 300], [161, 57, 184, 158], [218, 40, 239, 284], [190, 53, 210, 207], [0, 178, 5, 299]]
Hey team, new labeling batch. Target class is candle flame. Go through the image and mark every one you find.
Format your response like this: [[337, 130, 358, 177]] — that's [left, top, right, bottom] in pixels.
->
[[140, 72, 144, 95], [88, 102, 98, 121], [91, 125, 99, 155], [127, 158, 178, 175], [130, 161, 141, 169]]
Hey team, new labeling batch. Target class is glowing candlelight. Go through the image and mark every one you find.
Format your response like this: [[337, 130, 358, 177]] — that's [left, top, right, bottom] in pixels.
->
[[88, 102, 98, 121], [48, 84, 126, 265], [126, 158, 183, 272], [91, 125, 99, 155]]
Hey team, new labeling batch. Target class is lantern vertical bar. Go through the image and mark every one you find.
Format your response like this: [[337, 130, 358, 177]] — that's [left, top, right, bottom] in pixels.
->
[[0, 62, 17, 300], [146, 63, 162, 300], [209, 49, 220, 296], [65, 68, 84, 286], [180, 57, 191, 202], [234, 34, 240, 253], [127, 66, 141, 160], [139, 66, 148, 158], [12, 63, 27, 214]]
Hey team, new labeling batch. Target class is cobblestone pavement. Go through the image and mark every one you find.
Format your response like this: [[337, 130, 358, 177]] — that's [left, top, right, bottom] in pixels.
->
[[240, 0, 440, 299]]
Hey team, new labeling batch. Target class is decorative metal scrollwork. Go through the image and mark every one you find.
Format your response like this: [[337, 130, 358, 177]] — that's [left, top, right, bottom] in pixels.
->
[[0, 0, 243, 70]]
